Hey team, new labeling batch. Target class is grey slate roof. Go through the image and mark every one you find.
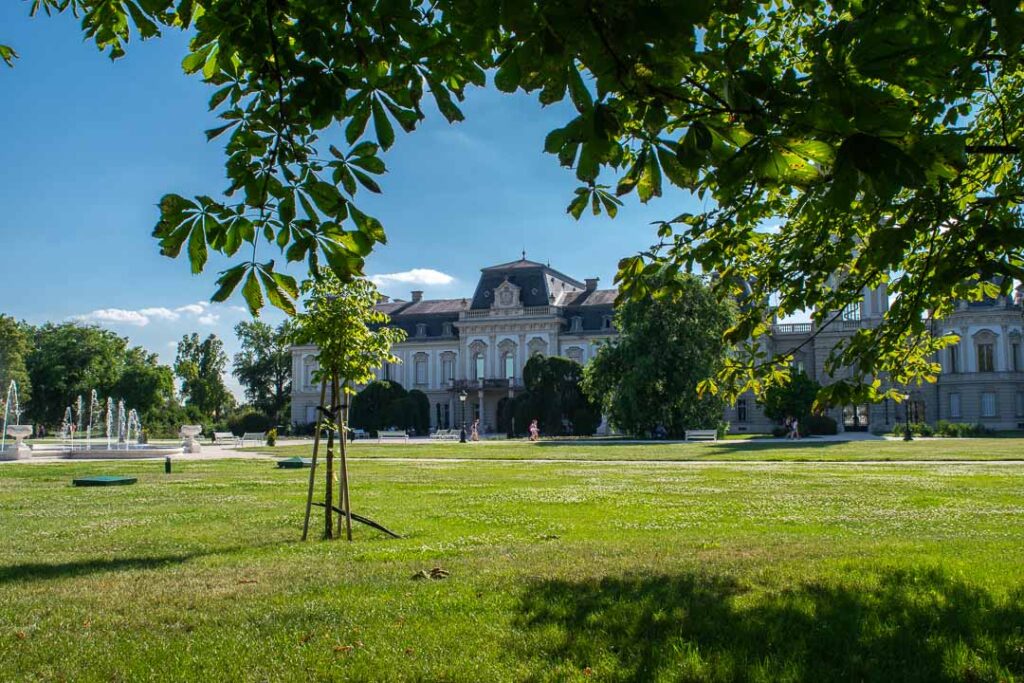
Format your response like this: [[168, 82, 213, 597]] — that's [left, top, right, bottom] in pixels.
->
[[374, 258, 617, 338]]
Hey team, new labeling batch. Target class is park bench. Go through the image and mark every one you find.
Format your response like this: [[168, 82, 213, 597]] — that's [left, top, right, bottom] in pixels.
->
[[213, 431, 240, 446], [240, 432, 267, 446], [377, 430, 409, 443], [684, 429, 718, 442], [430, 429, 460, 441]]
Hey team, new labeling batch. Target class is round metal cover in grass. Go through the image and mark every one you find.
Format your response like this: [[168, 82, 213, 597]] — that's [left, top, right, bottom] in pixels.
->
[[73, 475, 138, 487], [276, 457, 312, 469]]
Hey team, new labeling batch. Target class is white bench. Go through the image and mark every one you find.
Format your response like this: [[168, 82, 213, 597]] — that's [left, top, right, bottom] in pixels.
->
[[213, 431, 240, 446], [378, 430, 409, 443], [240, 432, 267, 446], [431, 429, 460, 441], [685, 429, 718, 442]]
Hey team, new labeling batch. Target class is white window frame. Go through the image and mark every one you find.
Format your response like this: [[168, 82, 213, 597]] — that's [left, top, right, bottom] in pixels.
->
[[949, 393, 961, 419], [981, 391, 997, 418]]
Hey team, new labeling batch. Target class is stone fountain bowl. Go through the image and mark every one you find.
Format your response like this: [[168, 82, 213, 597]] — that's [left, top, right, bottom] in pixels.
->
[[0, 424, 33, 461], [180, 424, 203, 439], [5, 424, 32, 440]]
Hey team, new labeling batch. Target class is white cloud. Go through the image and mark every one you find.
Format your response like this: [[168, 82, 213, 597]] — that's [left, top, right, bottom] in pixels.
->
[[76, 308, 152, 326], [73, 300, 230, 328], [175, 303, 208, 316], [139, 307, 180, 322], [369, 268, 456, 287]]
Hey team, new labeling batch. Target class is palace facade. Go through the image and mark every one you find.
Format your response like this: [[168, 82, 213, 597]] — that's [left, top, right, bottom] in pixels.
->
[[290, 256, 1024, 434]]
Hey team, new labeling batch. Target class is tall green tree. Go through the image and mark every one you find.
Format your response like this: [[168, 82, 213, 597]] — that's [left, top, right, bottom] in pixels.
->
[[24, 323, 177, 427], [583, 273, 735, 438], [759, 372, 822, 426], [10, 0, 1024, 404], [0, 315, 31, 413], [232, 320, 292, 425], [27, 323, 129, 426], [512, 355, 601, 436], [175, 333, 234, 420]]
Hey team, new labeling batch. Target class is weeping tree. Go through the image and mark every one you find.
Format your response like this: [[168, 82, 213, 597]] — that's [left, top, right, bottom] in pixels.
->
[[291, 272, 404, 541]]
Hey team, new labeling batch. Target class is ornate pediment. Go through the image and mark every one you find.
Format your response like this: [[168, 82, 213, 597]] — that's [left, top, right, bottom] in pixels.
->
[[492, 278, 522, 309]]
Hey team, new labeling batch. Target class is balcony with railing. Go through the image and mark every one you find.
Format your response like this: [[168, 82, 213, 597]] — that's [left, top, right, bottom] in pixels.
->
[[460, 305, 561, 321], [772, 322, 813, 335], [449, 378, 524, 391]]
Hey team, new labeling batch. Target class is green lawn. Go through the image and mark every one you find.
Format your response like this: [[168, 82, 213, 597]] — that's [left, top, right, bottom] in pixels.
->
[[2, 452, 1024, 681], [256, 436, 1024, 462]]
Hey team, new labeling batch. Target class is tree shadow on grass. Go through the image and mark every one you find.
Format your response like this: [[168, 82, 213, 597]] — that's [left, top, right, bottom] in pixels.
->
[[0, 555, 201, 585], [514, 568, 1024, 681], [0, 540, 297, 585]]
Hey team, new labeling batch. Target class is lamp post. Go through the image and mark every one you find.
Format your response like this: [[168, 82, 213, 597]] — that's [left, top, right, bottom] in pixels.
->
[[459, 390, 468, 443], [903, 392, 913, 441]]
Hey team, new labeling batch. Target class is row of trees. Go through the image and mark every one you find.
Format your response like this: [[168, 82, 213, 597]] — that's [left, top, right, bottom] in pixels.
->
[[0, 317, 181, 433], [0, 313, 297, 438]]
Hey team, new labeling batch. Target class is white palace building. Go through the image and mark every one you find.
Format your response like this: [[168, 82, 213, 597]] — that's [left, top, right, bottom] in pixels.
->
[[291, 256, 1024, 435]]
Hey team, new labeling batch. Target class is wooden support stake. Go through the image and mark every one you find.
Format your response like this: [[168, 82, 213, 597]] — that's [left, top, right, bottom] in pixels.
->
[[339, 391, 353, 541], [324, 372, 338, 540], [301, 379, 328, 541]]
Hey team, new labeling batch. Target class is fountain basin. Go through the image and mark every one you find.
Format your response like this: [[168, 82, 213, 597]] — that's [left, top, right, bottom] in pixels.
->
[[65, 446, 184, 460], [26, 444, 185, 460]]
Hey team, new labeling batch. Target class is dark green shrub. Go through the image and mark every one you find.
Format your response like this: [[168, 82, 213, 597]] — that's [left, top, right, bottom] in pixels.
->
[[227, 410, 272, 435], [804, 414, 837, 435]]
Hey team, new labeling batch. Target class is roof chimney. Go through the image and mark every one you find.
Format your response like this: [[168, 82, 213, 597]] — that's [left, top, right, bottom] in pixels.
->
[[585, 278, 599, 292], [411, 290, 423, 303]]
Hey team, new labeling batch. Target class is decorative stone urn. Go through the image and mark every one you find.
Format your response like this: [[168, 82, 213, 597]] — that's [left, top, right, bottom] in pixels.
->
[[2, 424, 33, 460], [180, 424, 203, 454]]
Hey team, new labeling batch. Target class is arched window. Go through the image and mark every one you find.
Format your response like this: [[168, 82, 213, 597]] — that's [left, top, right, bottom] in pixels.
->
[[414, 353, 428, 385], [303, 355, 318, 390], [440, 352, 456, 383], [474, 353, 485, 380], [504, 353, 515, 379], [975, 330, 997, 372], [566, 347, 584, 365], [737, 398, 748, 422]]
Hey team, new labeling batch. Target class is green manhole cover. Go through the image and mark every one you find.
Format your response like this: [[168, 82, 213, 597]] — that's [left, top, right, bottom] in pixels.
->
[[277, 457, 312, 469], [73, 476, 138, 487]]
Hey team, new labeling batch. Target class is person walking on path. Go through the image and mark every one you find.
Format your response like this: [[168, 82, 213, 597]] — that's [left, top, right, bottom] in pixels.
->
[[528, 419, 540, 441], [471, 418, 480, 442]]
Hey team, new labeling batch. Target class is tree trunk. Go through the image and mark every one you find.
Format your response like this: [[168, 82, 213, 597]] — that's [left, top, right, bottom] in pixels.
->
[[338, 382, 353, 541], [323, 373, 337, 540], [301, 378, 328, 541]]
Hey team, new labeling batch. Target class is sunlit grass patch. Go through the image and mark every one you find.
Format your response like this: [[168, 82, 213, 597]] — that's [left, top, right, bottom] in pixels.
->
[[0, 458, 1022, 680]]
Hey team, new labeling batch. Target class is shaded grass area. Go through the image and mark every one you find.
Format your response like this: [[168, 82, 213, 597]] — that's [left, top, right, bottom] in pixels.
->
[[1, 458, 1023, 680], [254, 437, 1024, 462]]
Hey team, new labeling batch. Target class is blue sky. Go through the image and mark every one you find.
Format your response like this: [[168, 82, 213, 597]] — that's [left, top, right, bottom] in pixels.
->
[[0, 5, 704, 395]]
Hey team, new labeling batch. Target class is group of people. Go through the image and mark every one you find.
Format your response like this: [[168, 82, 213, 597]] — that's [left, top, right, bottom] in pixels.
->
[[466, 418, 541, 441], [784, 416, 801, 440]]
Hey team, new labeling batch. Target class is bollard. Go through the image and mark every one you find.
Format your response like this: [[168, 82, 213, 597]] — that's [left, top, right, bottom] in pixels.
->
[[164, 456, 172, 474]]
